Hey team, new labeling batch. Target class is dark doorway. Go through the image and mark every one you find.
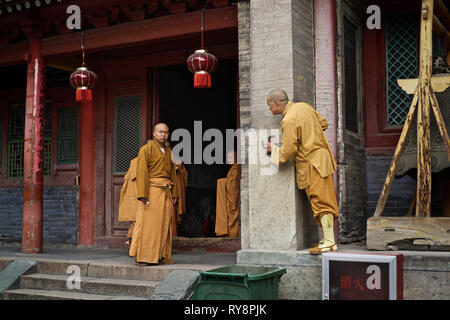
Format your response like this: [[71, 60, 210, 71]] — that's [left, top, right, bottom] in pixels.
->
[[159, 59, 238, 238]]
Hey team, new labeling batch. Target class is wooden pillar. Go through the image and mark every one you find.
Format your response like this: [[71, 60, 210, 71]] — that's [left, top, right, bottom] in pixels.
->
[[79, 98, 95, 246], [416, 0, 434, 216], [22, 38, 46, 254]]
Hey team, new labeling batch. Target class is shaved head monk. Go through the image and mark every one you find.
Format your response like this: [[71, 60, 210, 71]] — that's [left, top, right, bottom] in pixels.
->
[[215, 150, 240, 238], [266, 89, 339, 255], [129, 123, 179, 266]]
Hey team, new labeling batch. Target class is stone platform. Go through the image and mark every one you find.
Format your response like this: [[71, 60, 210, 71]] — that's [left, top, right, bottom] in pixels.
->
[[237, 243, 450, 300]]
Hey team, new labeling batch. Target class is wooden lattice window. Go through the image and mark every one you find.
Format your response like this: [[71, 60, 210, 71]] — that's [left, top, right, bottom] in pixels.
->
[[7, 103, 25, 179], [113, 96, 141, 174], [7, 102, 52, 178], [57, 107, 78, 164], [385, 12, 418, 126]]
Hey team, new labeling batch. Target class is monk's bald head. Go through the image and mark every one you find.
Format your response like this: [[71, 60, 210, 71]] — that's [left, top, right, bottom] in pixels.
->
[[267, 89, 289, 105], [153, 123, 169, 133], [266, 89, 289, 115], [153, 123, 169, 146]]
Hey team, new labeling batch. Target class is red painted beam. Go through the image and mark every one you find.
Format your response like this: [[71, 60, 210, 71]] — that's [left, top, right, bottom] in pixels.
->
[[0, 42, 27, 66], [79, 99, 96, 246], [22, 38, 45, 254], [0, 6, 237, 66], [42, 6, 237, 56]]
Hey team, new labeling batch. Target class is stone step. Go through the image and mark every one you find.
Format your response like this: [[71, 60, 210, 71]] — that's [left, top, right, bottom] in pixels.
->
[[20, 273, 160, 298], [2, 288, 148, 300], [0, 258, 208, 281]]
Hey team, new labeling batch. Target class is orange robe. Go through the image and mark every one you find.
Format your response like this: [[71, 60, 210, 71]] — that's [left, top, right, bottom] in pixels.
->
[[129, 140, 178, 264], [118, 158, 139, 238], [271, 101, 339, 225], [215, 164, 240, 238], [172, 163, 188, 236]]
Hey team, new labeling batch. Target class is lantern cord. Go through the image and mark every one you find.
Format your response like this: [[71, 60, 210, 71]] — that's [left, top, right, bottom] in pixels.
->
[[201, 8, 204, 49], [81, 28, 85, 67]]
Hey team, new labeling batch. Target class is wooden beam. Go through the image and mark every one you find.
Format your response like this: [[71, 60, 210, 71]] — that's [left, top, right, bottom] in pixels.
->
[[0, 42, 27, 66], [397, 75, 450, 94], [435, 0, 450, 31], [374, 89, 419, 217], [433, 15, 450, 44], [416, 0, 434, 218], [42, 6, 237, 56], [428, 85, 450, 159], [0, 6, 237, 66]]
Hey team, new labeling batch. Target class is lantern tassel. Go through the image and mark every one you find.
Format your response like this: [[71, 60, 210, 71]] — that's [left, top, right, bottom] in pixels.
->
[[76, 88, 92, 102], [194, 72, 211, 89]]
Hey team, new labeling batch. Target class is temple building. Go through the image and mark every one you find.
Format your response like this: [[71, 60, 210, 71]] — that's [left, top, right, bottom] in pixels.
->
[[0, 0, 449, 259]]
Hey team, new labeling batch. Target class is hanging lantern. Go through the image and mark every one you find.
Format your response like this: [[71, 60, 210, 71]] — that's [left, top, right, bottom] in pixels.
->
[[186, 8, 218, 89], [70, 67, 98, 102], [187, 49, 218, 88], [70, 28, 98, 102]]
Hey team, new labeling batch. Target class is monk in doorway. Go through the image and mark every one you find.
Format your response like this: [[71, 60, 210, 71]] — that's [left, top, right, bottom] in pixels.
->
[[129, 123, 178, 266], [172, 156, 188, 236], [118, 157, 139, 250], [215, 150, 240, 238], [266, 89, 339, 255]]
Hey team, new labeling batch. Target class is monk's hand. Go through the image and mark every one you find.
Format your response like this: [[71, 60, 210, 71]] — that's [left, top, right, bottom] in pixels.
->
[[138, 197, 149, 206], [172, 198, 178, 205]]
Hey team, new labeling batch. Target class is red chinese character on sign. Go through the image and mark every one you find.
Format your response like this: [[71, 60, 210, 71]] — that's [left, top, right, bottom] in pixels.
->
[[353, 276, 365, 291], [340, 276, 352, 289]]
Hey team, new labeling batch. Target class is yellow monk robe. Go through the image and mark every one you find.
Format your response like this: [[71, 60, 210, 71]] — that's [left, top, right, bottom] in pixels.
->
[[215, 163, 240, 238], [118, 158, 139, 239], [129, 140, 178, 264], [172, 163, 188, 236], [271, 101, 339, 225]]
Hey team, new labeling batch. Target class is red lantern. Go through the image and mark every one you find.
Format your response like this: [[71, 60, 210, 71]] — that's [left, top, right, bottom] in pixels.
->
[[187, 49, 218, 89], [69, 67, 98, 102]]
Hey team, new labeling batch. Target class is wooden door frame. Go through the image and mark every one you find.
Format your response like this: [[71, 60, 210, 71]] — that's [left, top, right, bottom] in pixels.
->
[[104, 81, 147, 238]]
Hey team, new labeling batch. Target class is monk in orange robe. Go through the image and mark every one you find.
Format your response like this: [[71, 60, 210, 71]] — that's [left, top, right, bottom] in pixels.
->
[[172, 157, 188, 236], [215, 150, 240, 238], [266, 89, 339, 255], [118, 157, 139, 248], [129, 123, 178, 266]]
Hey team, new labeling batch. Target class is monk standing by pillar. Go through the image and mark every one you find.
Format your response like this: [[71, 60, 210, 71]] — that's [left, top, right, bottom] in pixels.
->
[[266, 89, 339, 255], [129, 123, 178, 266], [118, 157, 139, 249], [215, 150, 240, 238]]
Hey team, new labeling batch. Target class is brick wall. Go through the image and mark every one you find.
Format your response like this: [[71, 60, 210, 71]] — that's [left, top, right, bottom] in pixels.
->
[[238, 0, 250, 249], [366, 155, 416, 217], [0, 186, 78, 245]]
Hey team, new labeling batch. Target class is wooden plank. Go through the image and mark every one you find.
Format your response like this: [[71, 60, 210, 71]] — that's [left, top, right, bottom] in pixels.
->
[[373, 89, 419, 217], [397, 75, 450, 94], [367, 217, 450, 250]]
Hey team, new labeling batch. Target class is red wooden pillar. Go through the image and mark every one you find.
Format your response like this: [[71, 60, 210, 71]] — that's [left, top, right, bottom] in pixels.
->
[[22, 38, 46, 254], [314, 0, 339, 242], [79, 98, 95, 246]]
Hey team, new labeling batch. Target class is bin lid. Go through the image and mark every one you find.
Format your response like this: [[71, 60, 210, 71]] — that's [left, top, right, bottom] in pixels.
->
[[201, 265, 286, 281]]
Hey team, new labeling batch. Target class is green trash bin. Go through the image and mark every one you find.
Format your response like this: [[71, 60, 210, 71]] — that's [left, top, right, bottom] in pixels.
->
[[192, 265, 286, 300]]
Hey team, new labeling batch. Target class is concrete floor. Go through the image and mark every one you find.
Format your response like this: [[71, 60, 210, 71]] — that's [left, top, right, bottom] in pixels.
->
[[0, 244, 237, 270]]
